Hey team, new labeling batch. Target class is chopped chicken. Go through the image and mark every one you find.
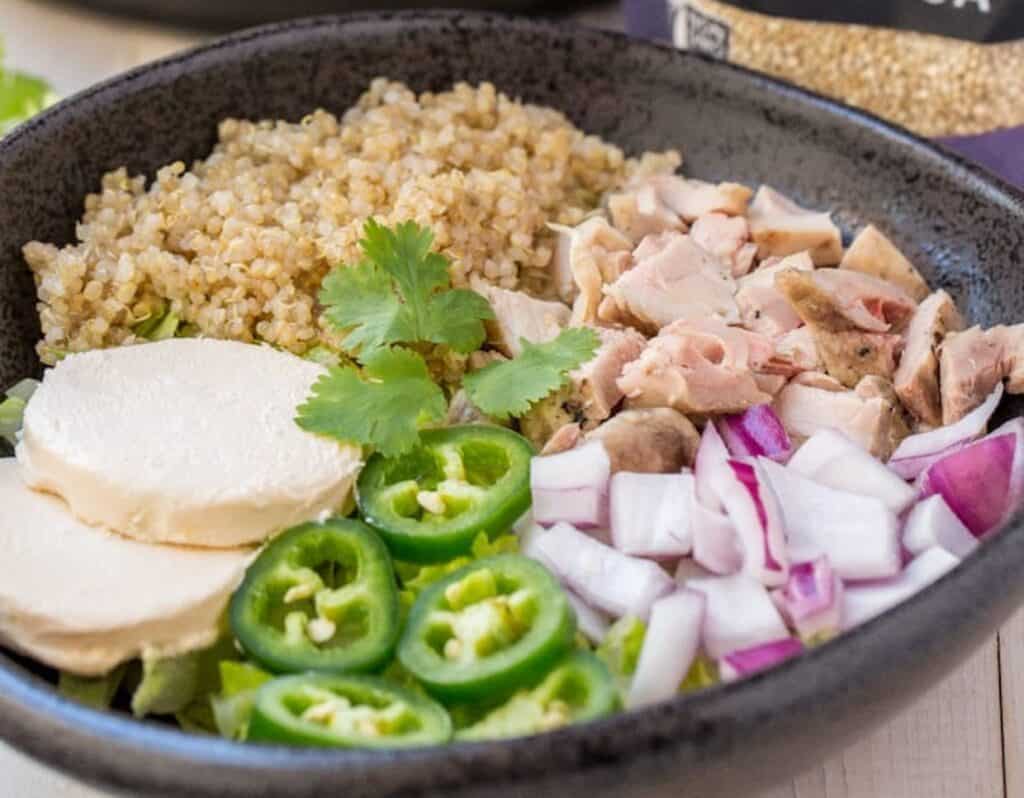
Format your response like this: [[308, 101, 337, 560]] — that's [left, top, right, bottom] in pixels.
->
[[753, 373, 788, 396], [617, 319, 773, 415], [774, 374, 905, 458], [467, 349, 506, 371], [540, 422, 582, 456], [519, 326, 646, 447], [474, 284, 570, 358], [747, 186, 843, 266], [600, 232, 739, 332], [995, 325, 1024, 392], [651, 176, 753, 221], [854, 376, 912, 455], [690, 213, 758, 277], [587, 408, 700, 473], [735, 252, 813, 337], [607, 182, 686, 242], [939, 326, 1008, 424], [446, 389, 493, 427], [775, 268, 916, 386], [549, 218, 633, 323], [840, 225, 930, 302], [769, 325, 821, 375], [893, 290, 964, 425]]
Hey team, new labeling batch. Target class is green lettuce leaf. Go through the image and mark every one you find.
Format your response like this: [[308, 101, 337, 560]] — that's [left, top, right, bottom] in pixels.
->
[[57, 666, 128, 710]]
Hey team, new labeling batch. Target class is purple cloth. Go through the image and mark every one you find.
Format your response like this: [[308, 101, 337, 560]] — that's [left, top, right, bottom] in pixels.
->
[[623, 0, 1024, 189]]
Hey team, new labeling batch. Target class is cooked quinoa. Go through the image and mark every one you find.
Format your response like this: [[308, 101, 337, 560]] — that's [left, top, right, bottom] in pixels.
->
[[23, 79, 679, 363]]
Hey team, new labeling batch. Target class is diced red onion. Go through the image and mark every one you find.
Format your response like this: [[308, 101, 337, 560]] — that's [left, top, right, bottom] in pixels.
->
[[772, 556, 843, 639], [530, 522, 675, 619], [760, 458, 901, 580], [718, 404, 792, 463], [917, 430, 1015, 539], [628, 590, 705, 708], [788, 429, 915, 514], [842, 547, 959, 629], [674, 557, 714, 584], [710, 458, 789, 587], [902, 494, 977, 559], [565, 590, 611, 644], [687, 574, 789, 659], [695, 421, 730, 511], [889, 383, 1003, 479], [531, 442, 610, 528], [719, 638, 804, 682], [610, 471, 694, 557]]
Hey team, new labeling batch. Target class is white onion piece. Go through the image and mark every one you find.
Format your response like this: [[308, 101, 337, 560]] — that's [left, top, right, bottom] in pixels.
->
[[760, 458, 901, 580], [688, 574, 789, 659], [917, 420, 1023, 538], [710, 458, 789, 587], [902, 494, 977, 559], [718, 405, 792, 463], [530, 440, 610, 491], [531, 522, 675, 619], [771, 556, 844, 639], [695, 421, 730, 511], [610, 471, 694, 557], [788, 429, 915, 514], [889, 383, 1003, 479], [719, 637, 804, 682], [628, 589, 705, 708], [565, 590, 611, 644], [531, 487, 608, 529], [842, 547, 959, 630]]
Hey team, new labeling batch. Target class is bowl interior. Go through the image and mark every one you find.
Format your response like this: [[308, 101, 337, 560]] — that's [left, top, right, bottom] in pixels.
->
[[1, 12, 1024, 798]]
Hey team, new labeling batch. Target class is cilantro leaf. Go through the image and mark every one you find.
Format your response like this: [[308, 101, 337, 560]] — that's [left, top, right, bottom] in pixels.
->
[[319, 219, 492, 358], [463, 327, 600, 420], [295, 347, 446, 457]]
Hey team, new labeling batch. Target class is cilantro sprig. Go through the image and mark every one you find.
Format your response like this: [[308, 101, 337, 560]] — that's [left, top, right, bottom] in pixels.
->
[[463, 328, 600, 420], [298, 220, 599, 456]]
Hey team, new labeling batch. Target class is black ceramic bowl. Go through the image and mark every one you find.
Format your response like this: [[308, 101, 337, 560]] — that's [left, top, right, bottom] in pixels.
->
[[1, 12, 1023, 798]]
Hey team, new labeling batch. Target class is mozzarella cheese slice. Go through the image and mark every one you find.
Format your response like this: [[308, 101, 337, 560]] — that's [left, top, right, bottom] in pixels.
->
[[0, 459, 252, 676], [17, 338, 361, 547]]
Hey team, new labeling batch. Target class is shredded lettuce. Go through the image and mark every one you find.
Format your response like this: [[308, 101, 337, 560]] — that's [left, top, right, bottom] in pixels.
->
[[133, 301, 181, 341], [210, 661, 272, 741], [58, 666, 127, 710], [131, 650, 202, 717], [679, 655, 719, 692], [595, 616, 646, 691], [0, 56, 56, 136], [0, 378, 39, 446]]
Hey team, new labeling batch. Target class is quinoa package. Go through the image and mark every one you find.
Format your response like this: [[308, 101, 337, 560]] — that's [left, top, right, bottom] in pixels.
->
[[624, 0, 1024, 186]]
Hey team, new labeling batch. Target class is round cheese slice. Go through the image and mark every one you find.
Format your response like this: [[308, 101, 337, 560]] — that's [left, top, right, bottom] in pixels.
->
[[17, 338, 361, 547], [0, 459, 252, 676]]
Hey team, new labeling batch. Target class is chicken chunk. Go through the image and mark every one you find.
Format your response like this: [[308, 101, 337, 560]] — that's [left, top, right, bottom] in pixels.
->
[[939, 326, 1006, 424], [840, 225, 930, 302], [775, 268, 916, 386], [747, 186, 843, 266], [587, 408, 700, 473], [474, 283, 570, 358], [769, 325, 822, 376], [540, 422, 582, 456], [774, 374, 904, 458], [690, 213, 758, 277], [607, 182, 686, 243], [735, 252, 813, 337], [893, 290, 964, 425], [549, 218, 634, 322], [854, 376, 912, 456], [617, 319, 773, 415], [652, 176, 753, 221], [600, 232, 739, 332], [995, 325, 1024, 392]]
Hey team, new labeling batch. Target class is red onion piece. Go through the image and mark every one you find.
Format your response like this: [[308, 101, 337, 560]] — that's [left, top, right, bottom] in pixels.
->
[[674, 557, 714, 584], [719, 637, 804, 682], [711, 458, 789, 587], [530, 441, 611, 528], [718, 404, 793, 463], [889, 383, 1003, 479], [610, 471, 694, 557], [531, 522, 675, 619], [902, 494, 977, 559], [695, 421, 730, 511], [772, 556, 844, 639], [788, 429, 915, 514], [687, 574, 789, 659], [691, 501, 743, 575], [918, 431, 1015, 538], [531, 486, 608, 529], [628, 589, 705, 708], [760, 457, 901, 580], [565, 589, 611, 644], [842, 547, 959, 629]]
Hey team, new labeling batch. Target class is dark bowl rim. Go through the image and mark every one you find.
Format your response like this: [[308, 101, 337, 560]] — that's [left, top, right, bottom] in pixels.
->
[[1, 8, 1023, 791]]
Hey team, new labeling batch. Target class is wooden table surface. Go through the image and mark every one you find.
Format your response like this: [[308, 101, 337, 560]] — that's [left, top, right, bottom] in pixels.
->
[[3, 1, 1022, 795]]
